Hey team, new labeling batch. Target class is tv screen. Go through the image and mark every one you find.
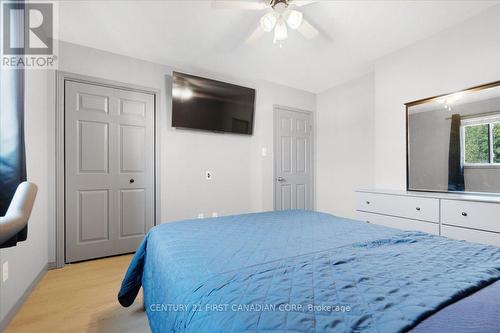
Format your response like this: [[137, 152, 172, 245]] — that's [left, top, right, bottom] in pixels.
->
[[171, 72, 255, 134]]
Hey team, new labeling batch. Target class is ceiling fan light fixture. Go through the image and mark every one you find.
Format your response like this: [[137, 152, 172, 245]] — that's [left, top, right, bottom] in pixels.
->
[[260, 11, 278, 32], [286, 10, 303, 30], [273, 19, 288, 43]]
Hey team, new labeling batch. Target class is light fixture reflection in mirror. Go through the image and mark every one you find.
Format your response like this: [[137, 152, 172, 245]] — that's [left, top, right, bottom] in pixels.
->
[[436, 92, 465, 111]]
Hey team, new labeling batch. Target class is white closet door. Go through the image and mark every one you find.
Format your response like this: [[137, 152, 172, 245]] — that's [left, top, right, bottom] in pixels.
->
[[274, 108, 313, 210], [65, 81, 155, 262]]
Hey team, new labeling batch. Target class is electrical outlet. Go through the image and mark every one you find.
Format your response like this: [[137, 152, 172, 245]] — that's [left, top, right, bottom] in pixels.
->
[[197, 213, 204, 219], [205, 171, 213, 180], [2, 261, 8, 282], [212, 212, 218, 218]]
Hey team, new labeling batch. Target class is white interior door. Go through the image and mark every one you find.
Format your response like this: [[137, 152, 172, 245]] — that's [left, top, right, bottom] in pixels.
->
[[274, 107, 313, 210], [65, 81, 155, 262]]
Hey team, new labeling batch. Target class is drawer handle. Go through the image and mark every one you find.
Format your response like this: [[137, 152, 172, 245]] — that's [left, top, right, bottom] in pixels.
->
[[366, 201, 370, 205], [461, 212, 468, 217], [416, 207, 421, 211]]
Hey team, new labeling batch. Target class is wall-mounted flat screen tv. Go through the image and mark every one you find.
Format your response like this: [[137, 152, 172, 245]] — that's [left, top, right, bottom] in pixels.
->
[[171, 72, 255, 135]]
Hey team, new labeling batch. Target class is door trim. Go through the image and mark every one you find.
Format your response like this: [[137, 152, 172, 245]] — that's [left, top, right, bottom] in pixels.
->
[[55, 71, 161, 268], [273, 104, 315, 211]]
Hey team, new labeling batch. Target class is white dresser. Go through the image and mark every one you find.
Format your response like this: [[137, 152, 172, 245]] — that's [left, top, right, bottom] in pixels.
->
[[356, 189, 500, 247]]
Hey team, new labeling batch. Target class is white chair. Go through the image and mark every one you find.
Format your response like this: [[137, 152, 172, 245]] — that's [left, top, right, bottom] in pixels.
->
[[0, 182, 38, 244]]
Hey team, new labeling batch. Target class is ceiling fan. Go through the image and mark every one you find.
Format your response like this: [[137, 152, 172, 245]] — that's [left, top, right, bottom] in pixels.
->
[[212, 0, 320, 47]]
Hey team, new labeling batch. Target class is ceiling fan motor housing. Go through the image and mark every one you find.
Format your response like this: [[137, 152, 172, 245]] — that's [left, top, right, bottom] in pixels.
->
[[271, 0, 289, 11]]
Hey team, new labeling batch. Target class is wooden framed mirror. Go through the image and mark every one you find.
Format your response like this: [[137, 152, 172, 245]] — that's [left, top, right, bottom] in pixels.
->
[[406, 80, 500, 194]]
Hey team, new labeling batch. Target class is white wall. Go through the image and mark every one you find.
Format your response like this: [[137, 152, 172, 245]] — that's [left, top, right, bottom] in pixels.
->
[[316, 74, 375, 218], [45, 41, 315, 263], [0, 69, 50, 326], [374, 5, 500, 190]]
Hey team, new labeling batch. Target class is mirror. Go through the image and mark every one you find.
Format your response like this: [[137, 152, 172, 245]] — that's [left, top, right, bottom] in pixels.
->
[[407, 81, 500, 194]]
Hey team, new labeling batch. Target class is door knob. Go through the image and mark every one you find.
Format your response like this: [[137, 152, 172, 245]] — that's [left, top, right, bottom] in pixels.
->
[[129, 179, 135, 184], [276, 177, 286, 182]]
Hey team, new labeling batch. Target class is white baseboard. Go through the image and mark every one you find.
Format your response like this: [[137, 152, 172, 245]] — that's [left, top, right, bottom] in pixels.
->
[[0, 263, 47, 331], [47, 261, 58, 270]]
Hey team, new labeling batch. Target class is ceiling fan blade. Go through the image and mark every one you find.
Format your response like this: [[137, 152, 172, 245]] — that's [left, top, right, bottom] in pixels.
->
[[211, 0, 269, 10], [290, 0, 318, 7], [245, 25, 266, 44], [297, 18, 319, 39]]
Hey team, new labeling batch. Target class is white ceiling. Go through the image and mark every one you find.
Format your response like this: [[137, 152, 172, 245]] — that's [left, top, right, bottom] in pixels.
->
[[58, 1, 499, 93]]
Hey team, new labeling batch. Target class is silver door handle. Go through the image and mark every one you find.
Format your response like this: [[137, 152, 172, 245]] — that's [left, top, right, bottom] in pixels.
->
[[276, 177, 286, 182]]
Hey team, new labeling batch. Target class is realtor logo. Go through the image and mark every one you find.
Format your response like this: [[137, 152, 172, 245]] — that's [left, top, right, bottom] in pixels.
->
[[2, 2, 56, 68], [3, 2, 53, 54]]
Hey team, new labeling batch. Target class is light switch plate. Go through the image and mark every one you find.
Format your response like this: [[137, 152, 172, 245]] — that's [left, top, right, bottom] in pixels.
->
[[2, 261, 8, 282], [261, 147, 267, 157], [212, 212, 218, 217], [197, 213, 204, 219]]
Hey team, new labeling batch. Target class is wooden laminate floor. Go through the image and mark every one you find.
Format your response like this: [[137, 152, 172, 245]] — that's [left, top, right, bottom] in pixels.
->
[[5, 255, 149, 333]]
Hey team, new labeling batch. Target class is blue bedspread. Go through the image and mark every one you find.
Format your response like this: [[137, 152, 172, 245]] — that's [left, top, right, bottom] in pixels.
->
[[118, 210, 500, 333]]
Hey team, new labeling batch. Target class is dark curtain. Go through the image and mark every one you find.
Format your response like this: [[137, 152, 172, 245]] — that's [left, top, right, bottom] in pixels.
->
[[1, 0, 28, 248], [448, 114, 465, 191], [0, 68, 27, 248]]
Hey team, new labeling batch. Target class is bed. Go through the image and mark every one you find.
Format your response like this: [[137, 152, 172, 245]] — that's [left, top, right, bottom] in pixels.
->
[[118, 210, 500, 333]]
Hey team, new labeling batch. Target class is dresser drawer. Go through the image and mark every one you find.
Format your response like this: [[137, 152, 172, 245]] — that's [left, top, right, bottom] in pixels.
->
[[441, 200, 500, 233], [441, 225, 500, 247], [356, 192, 439, 222], [357, 212, 439, 235]]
